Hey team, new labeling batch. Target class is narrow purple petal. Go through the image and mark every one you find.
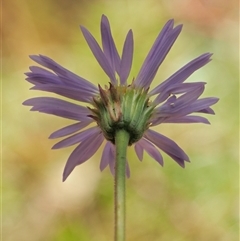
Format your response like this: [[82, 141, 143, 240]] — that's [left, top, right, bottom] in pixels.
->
[[169, 82, 205, 106], [23, 97, 91, 121], [156, 116, 211, 125], [101, 15, 121, 74], [197, 107, 215, 115], [26, 71, 61, 86], [125, 160, 130, 178], [167, 155, 188, 167], [100, 142, 112, 171], [190, 97, 219, 114], [154, 85, 205, 118], [31, 84, 95, 103], [49, 121, 93, 139], [137, 138, 163, 166], [144, 129, 189, 167], [150, 53, 212, 96], [153, 82, 206, 105], [28, 66, 52, 75], [160, 97, 218, 119], [52, 126, 100, 149], [29, 55, 98, 91], [120, 30, 134, 85], [80, 26, 117, 84], [108, 144, 116, 176], [134, 20, 182, 89], [134, 19, 174, 87], [63, 132, 104, 181], [26, 57, 98, 104], [100, 142, 115, 176], [134, 142, 144, 161], [26, 65, 99, 97], [28, 72, 97, 93], [26, 66, 97, 92]]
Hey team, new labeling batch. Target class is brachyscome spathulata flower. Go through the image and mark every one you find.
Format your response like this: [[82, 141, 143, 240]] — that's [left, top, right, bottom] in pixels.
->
[[23, 15, 219, 181]]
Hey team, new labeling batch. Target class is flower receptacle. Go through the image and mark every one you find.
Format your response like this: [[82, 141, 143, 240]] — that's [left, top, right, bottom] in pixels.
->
[[89, 84, 155, 145]]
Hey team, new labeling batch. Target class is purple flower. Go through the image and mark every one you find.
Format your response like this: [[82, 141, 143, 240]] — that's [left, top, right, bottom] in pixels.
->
[[23, 15, 218, 181]]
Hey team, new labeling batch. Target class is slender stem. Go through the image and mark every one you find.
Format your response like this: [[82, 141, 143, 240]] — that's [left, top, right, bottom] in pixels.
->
[[114, 129, 129, 241]]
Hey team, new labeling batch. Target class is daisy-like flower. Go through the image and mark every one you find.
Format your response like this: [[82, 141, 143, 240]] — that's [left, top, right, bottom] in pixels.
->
[[23, 15, 218, 181]]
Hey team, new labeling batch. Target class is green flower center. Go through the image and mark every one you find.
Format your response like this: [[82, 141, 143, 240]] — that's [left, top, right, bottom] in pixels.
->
[[89, 83, 155, 145]]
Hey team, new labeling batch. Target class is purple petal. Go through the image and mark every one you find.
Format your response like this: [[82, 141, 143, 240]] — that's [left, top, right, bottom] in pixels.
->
[[80, 26, 117, 84], [26, 65, 98, 95], [190, 97, 219, 114], [26, 58, 98, 104], [162, 97, 219, 119], [26, 71, 61, 85], [31, 84, 95, 103], [120, 30, 134, 85], [137, 138, 163, 166], [49, 121, 93, 139], [100, 141, 112, 171], [52, 126, 100, 149], [153, 96, 218, 124], [63, 132, 104, 181], [125, 160, 130, 178], [154, 84, 205, 118], [155, 115, 211, 125], [134, 142, 144, 161], [153, 82, 206, 105], [101, 15, 121, 74], [197, 107, 215, 115], [150, 53, 212, 96], [170, 83, 205, 106], [28, 66, 52, 75], [144, 129, 189, 167], [135, 20, 182, 89], [29, 55, 98, 91], [100, 142, 115, 176], [108, 144, 116, 176], [23, 97, 91, 121]]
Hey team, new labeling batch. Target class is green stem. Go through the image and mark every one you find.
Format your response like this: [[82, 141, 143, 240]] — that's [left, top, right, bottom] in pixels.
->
[[114, 129, 130, 241]]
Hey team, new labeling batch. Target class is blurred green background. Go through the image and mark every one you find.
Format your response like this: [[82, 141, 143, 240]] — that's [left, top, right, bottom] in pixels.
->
[[3, 0, 239, 240]]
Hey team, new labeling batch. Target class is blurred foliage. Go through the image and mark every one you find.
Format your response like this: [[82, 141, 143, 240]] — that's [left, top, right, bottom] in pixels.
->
[[2, 0, 238, 241]]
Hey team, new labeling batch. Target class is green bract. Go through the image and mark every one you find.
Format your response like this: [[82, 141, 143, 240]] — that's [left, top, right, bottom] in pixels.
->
[[89, 84, 155, 145]]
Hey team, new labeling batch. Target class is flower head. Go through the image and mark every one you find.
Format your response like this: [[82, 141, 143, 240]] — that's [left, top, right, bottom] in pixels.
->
[[23, 15, 218, 181]]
